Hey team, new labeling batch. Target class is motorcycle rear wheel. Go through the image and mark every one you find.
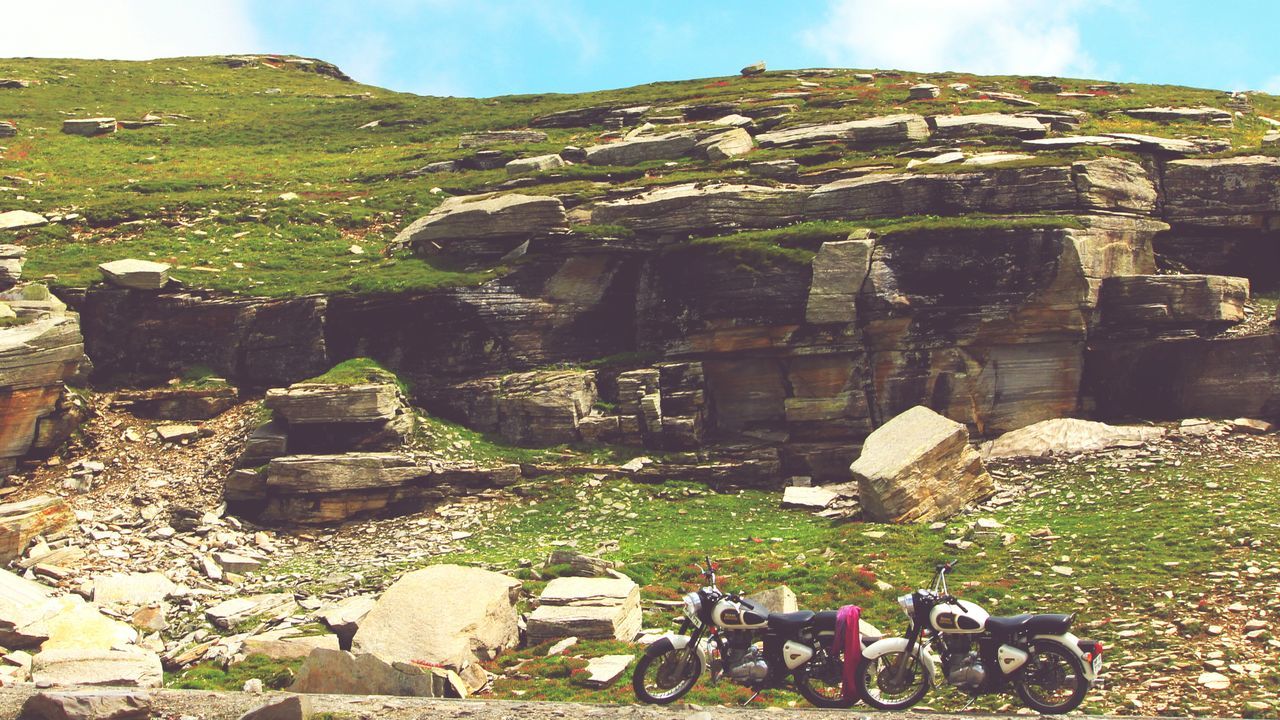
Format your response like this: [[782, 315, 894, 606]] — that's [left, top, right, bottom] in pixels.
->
[[632, 645, 701, 704], [794, 647, 857, 708], [1013, 642, 1088, 714], [856, 649, 930, 710]]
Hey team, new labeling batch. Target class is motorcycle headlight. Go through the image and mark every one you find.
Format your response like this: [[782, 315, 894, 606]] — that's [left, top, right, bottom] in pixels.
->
[[683, 591, 703, 622], [897, 593, 915, 619]]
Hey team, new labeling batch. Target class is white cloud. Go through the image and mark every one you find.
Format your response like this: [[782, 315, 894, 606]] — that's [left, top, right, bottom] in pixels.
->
[[1, 1, 261, 60], [802, 0, 1094, 77], [1265, 76, 1280, 95]]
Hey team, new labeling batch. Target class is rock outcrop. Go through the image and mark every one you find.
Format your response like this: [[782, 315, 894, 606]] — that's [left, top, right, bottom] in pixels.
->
[[1096, 275, 1249, 336], [981, 418, 1166, 460], [437, 369, 596, 446], [98, 260, 171, 291], [590, 183, 807, 235], [584, 132, 697, 166], [391, 194, 568, 257], [849, 406, 993, 523], [756, 114, 929, 149], [0, 496, 75, 566]]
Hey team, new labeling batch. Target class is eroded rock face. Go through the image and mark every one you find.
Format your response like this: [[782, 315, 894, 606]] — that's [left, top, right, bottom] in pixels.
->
[[436, 369, 597, 446], [583, 131, 697, 166], [590, 183, 807, 235], [756, 114, 929, 149], [1096, 274, 1249, 336], [264, 383, 403, 424], [1162, 156, 1280, 228], [929, 113, 1047, 139], [0, 310, 87, 473], [0, 496, 75, 566], [352, 565, 521, 671], [850, 405, 993, 523], [805, 235, 874, 325]]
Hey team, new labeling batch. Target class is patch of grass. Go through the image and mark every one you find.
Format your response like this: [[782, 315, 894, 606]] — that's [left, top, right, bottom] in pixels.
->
[[301, 357, 402, 387], [166, 653, 302, 691]]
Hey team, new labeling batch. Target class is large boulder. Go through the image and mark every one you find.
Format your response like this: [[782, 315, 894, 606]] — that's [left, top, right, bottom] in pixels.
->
[[97, 260, 170, 290], [290, 648, 464, 697], [0, 495, 75, 566], [506, 154, 565, 175], [590, 183, 807, 235], [526, 576, 642, 644], [0, 567, 61, 648], [850, 406, 993, 523], [697, 128, 754, 160], [756, 114, 929, 149], [391, 193, 568, 253], [981, 418, 1166, 460], [583, 131, 696, 166], [352, 565, 521, 671]]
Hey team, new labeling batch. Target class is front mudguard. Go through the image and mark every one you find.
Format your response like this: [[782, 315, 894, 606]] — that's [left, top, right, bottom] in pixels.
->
[[646, 633, 710, 669], [861, 636, 940, 683]]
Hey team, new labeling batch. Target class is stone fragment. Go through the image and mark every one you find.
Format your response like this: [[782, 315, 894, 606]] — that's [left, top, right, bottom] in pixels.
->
[[212, 551, 262, 574], [980, 418, 1166, 460], [780, 485, 838, 510], [851, 406, 993, 523], [97, 260, 170, 290], [0, 121, 16, 138], [237, 695, 312, 720], [581, 655, 633, 687], [61, 118, 117, 136], [0, 568, 60, 648], [205, 594, 296, 630], [908, 84, 940, 99], [583, 131, 696, 166], [1029, 80, 1063, 93], [741, 61, 766, 76], [30, 649, 163, 688], [930, 113, 1047, 139], [113, 386, 237, 420], [545, 549, 614, 578], [316, 594, 376, 648], [526, 576, 642, 644], [21, 690, 152, 720], [91, 573, 175, 610], [505, 154, 566, 175], [757, 114, 929, 149], [0, 495, 75, 566], [0, 210, 48, 231], [242, 630, 340, 660], [697, 128, 754, 160], [749, 159, 800, 180], [352, 565, 521, 670], [1230, 418, 1274, 434], [155, 424, 199, 442]]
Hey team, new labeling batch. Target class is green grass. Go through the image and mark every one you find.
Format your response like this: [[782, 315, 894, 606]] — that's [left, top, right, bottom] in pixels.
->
[[166, 653, 303, 691], [300, 357, 402, 388], [2, 56, 1275, 298]]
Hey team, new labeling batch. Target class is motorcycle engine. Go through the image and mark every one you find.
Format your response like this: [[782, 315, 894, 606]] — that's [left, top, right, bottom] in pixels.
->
[[721, 636, 769, 685], [945, 649, 986, 692]]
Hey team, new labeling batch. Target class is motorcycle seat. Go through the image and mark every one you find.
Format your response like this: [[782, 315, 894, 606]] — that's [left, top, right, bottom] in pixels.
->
[[986, 613, 1074, 636], [767, 610, 815, 631], [812, 610, 838, 630]]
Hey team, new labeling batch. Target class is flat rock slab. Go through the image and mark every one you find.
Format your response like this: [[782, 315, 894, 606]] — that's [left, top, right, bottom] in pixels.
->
[[242, 631, 341, 660], [91, 572, 175, 610], [21, 690, 152, 720], [237, 694, 312, 720], [97, 259, 170, 290], [264, 383, 403, 424], [0, 210, 48, 231], [1123, 106, 1232, 124], [527, 576, 642, 644], [30, 649, 163, 688], [290, 649, 462, 698], [581, 655, 632, 688], [757, 113, 929, 149], [205, 594, 297, 630], [981, 418, 1166, 460], [392, 193, 567, 249], [505, 154, 565, 175], [930, 113, 1047, 139], [61, 118, 117, 136], [0, 495, 75, 566], [780, 485, 838, 510], [155, 424, 199, 442], [584, 132, 696, 166]]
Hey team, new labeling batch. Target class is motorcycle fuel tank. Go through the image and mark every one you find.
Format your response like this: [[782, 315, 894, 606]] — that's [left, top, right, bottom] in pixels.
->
[[712, 597, 770, 629], [929, 599, 990, 634]]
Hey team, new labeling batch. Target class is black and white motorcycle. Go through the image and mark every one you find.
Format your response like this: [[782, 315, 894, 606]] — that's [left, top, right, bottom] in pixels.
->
[[633, 557, 856, 708], [857, 561, 1104, 714]]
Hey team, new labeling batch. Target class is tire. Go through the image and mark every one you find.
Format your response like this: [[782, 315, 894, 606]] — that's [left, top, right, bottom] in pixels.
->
[[1013, 642, 1089, 715], [855, 649, 930, 711], [794, 647, 857, 708], [632, 645, 701, 704]]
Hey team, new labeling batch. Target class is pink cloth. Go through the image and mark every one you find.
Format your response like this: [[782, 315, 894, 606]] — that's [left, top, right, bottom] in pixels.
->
[[835, 604, 861, 701]]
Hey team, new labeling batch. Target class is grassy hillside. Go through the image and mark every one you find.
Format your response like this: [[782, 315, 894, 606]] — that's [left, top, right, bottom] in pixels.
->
[[2, 55, 1277, 296]]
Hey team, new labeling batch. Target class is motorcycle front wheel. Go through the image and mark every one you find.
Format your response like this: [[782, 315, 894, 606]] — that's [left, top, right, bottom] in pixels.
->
[[856, 650, 930, 710], [1013, 642, 1088, 714], [794, 647, 857, 708], [632, 645, 701, 704]]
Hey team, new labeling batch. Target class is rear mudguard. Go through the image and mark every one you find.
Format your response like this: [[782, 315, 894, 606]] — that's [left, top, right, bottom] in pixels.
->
[[1032, 632, 1098, 683], [861, 636, 939, 682], [646, 634, 710, 669]]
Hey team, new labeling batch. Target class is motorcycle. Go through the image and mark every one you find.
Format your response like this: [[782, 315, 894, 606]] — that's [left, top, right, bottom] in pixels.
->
[[857, 561, 1104, 714], [632, 557, 858, 708]]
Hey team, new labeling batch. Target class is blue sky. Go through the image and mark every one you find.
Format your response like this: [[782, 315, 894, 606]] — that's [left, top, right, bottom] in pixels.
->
[[4, 0, 1278, 97]]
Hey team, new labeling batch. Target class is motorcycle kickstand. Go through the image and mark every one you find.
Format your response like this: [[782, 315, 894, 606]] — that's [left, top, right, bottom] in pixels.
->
[[741, 688, 763, 706]]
